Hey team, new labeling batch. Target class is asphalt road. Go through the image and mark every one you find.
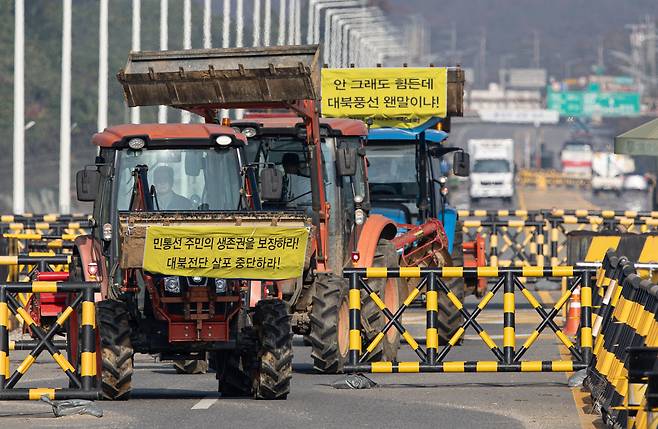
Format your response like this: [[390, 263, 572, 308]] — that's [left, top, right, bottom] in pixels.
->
[[0, 288, 587, 429]]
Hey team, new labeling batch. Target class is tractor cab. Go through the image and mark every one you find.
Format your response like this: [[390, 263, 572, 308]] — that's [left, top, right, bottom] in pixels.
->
[[366, 126, 466, 253], [78, 123, 255, 266], [232, 117, 370, 273]]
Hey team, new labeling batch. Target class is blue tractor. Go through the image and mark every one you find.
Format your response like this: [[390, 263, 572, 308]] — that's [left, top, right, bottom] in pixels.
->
[[366, 121, 486, 342]]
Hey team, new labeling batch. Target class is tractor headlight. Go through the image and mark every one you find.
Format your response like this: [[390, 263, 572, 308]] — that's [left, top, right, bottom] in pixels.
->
[[102, 223, 112, 241], [241, 127, 257, 138], [354, 208, 366, 225], [127, 137, 146, 150], [164, 276, 180, 293], [215, 278, 227, 294]]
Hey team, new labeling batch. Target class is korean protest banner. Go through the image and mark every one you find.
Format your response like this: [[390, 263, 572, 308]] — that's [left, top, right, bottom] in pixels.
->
[[321, 68, 448, 128], [142, 225, 310, 280]]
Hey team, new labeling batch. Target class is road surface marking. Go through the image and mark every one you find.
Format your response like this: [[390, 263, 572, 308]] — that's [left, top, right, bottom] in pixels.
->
[[192, 397, 218, 410]]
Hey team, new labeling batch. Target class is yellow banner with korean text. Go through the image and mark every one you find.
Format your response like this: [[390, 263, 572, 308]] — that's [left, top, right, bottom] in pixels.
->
[[321, 67, 448, 128], [142, 225, 310, 280]]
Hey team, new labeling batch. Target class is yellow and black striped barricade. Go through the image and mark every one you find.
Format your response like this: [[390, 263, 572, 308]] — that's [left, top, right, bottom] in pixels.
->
[[586, 268, 658, 427], [0, 254, 72, 282], [0, 281, 100, 400], [0, 220, 93, 236], [461, 220, 546, 268], [624, 347, 658, 429], [0, 214, 91, 224], [343, 265, 593, 373]]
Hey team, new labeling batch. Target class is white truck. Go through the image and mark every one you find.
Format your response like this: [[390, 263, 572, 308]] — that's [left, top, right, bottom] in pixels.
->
[[591, 152, 635, 194], [468, 139, 515, 203], [560, 141, 593, 178]]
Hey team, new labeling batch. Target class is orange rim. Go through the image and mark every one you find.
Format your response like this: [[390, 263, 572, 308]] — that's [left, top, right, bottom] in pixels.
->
[[337, 299, 349, 357], [384, 278, 399, 341]]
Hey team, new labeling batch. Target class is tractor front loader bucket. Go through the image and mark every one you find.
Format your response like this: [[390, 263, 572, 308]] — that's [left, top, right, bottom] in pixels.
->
[[116, 45, 320, 110]]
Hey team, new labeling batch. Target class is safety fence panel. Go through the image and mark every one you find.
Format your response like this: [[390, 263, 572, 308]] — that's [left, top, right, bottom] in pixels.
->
[[343, 266, 592, 373], [580, 253, 658, 429], [459, 209, 658, 267], [0, 281, 100, 400]]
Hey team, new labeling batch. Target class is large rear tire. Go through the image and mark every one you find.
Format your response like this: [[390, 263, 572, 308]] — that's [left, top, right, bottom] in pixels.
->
[[370, 240, 401, 361], [252, 299, 292, 400], [309, 273, 349, 373], [97, 300, 134, 400], [438, 225, 465, 345]]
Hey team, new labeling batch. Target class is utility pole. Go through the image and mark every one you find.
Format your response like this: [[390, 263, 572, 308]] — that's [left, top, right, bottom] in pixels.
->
[[236, 0, 244, 47], [533, 30, 540, 68], [479, 29, 487, 87], [98, 0, 109, 132], [253, 0, 261, 46], [287, 0, 295, 44], [222, 0, 231, 48], [221, 0, 231, 120], [278, 0, 286, 45], [264, 0, 272, 45], [13, 0, 25, 214], [181, 0, 192, 123], [204, 0, 212, 48], [59, 0, 72, 213], [131, 0, 141, 124], [450, 21, 457, 64], [158, 0, 168, 123]]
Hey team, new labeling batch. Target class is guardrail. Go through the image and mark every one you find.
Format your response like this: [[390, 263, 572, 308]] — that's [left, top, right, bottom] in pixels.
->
[[342, 266, 592, 373], [0, 280, 100, 400]]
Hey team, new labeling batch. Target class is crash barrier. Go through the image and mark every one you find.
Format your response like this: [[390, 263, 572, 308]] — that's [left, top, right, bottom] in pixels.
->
[[623, 347, 658, 429], [459, 209, 658, 267], [582, 254, 658, 428], [0, 254, 73, 333], [0, 281, 100, 400], [517, 169, 592, 188], [563, 233, 658, 331], [342, 265, 593, 373]]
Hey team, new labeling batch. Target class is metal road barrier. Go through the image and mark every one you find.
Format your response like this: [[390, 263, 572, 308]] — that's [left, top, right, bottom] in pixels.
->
[[517, 169, 592, 188], [582, 255, 658, 428], [0, 281, 100, 400], [624, 347, 658, 429], [459, 209, 658, 267], [342, 266, 593, 373]]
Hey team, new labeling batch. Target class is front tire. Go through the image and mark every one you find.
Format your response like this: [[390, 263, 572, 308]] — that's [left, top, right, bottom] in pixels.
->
[[309, 273, 349, 373], [252, 299, 293, 400], [97, 300, 134, 400]]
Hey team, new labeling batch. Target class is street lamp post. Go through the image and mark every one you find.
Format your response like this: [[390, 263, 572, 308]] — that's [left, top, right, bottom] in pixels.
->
[[59, 0, 72, 214], [13, 0, 25, 214], [310, 0, 366, 44]]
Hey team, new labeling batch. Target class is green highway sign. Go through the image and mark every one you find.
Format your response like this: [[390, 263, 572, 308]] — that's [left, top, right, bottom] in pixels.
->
[[546, 89, 641, 117]]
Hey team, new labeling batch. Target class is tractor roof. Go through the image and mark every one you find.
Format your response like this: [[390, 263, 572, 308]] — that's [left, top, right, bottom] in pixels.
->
[[368, 128, 448, 144], [92, 123, 246, 147], [232, 117, 367, 137]]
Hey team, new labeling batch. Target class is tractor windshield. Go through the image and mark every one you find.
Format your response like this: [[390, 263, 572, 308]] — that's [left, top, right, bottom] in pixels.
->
[[116, 147, 242, 211], [366, 144, 418, 200]]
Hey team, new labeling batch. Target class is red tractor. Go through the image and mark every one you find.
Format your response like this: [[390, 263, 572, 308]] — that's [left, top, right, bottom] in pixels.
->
[[68, 44, 403, 405]]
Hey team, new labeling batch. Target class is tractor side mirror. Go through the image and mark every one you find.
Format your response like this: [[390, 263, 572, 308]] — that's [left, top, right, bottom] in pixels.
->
[[453, 151, 470, 177], [76, 169, 100, 202], [260, 167, 284, 201], [336, 147, 358, 176]]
